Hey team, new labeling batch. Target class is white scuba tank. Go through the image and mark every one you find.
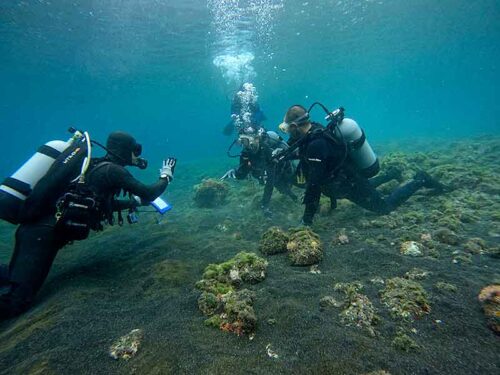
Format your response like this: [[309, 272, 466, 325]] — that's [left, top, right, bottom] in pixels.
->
[[0, 139, 73, 224], [334, 118, 380, 178]]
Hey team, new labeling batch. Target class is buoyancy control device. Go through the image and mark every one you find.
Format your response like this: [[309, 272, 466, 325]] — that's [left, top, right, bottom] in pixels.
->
[[0, 129, 87, 224]]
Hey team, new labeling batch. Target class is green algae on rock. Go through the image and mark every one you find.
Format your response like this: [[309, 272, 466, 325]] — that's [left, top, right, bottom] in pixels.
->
[[286, 227, 323, 266], [435, 282, 458, 293], [109, 329, 143, 360], [195, 252, 267, 336], [330, 282, 379, 336], [259, 226, 289, 255], [433, 228, 460, 246], [193, 178, 229, 208], [392, 329, 420, 352], [380, 277, 431, 320]]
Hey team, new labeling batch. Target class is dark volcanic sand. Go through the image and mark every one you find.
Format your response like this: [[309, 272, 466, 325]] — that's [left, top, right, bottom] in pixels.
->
[[1, 137, 499, 375]]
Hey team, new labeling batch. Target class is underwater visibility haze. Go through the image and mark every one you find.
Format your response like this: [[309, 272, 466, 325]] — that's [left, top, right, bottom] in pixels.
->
[[0, 0, 499, 374]]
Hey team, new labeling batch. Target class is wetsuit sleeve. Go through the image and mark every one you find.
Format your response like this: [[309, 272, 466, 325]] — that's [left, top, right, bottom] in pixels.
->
[[106, 165, 168, 203], [302, 139, 330, 224], [235, 154, 251, 179]]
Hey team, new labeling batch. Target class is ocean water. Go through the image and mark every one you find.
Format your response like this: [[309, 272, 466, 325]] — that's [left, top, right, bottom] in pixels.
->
[[0, 1, 499, 374], [0, 0, 499, 176]]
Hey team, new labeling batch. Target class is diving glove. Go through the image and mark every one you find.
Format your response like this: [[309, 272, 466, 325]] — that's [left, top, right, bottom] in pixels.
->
[[221, 169, 236, 180], [160, 158, 177, 181]]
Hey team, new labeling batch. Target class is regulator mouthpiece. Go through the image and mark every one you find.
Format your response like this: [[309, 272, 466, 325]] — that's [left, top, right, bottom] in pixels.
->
[[135, 157, 148, 170]]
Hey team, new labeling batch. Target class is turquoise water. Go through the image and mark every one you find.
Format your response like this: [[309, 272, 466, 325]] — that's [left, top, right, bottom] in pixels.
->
[[1, 2, 500, 373], [0, 0, 499, 177]]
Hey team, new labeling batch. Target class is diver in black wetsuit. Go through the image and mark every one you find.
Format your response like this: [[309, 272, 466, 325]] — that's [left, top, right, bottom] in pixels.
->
[[221, 130, 297, 216], [279, 105, 445, 225], [223, 82, 266, 136], [0, 131, 177, 319]]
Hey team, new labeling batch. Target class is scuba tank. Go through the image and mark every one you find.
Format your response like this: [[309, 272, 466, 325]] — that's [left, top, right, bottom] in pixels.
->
[[0, 130, 85, 224], [265, 131, 289, 150], [332, 118, 379, 178]]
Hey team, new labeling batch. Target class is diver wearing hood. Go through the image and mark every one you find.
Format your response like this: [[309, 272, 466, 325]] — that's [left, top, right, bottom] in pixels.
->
[[0, 131, 177, 319], [279, 105, 446, 225], [221, 129, 297, 216]]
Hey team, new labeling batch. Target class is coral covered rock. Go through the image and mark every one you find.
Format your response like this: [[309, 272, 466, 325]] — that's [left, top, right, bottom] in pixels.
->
[[433, 228, 460, 245], [286, 227, 323, 266], [195, 252, 267, 336], [259, 227, 289, 255], [109, 329, 143, 360], [380, 277, 431, 320], [400, 241, 424, 256], [329, 282, 379, 336], [478, 285, 500, 334], [193, 179, 229, 208]]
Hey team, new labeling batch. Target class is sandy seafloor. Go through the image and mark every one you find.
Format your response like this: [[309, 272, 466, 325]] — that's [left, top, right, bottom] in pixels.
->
[[0, 136, 499, 375]]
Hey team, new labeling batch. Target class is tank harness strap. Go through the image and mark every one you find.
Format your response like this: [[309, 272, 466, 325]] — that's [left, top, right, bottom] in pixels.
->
[[2, 177, 32, 196], [348, 129, 366, 150], [37, 145, 63, 159]]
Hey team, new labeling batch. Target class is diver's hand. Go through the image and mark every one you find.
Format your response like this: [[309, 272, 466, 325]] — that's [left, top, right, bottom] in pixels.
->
[[160, 158, 176, 181], [272, 148, 284, 158], [221, 169, 236, 180], [131, 195, 142, 208]]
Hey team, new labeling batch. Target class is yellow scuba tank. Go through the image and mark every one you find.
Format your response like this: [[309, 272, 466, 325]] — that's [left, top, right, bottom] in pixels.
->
[[333, 118, 380, 178], [0, 130, 85, 224]]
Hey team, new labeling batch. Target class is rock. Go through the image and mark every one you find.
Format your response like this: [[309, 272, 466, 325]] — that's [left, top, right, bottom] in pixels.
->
[[286, 227, 323, 266], [319, 296, 343, 308], [196, 253, 267, 336], [259, 227, 289, 255], [435, 282, 458, 293], [380, 277, 431, 320], [400, 241, 424, 257], [309, 264, 321, 274], [464, 237, 487, 254], [370, 277, 385, 285], [193, 179, 229, 208], [392, 330, 419, 352], [478, 285, 500, 334], [433, 228, 460, 246], [338, 293, 379, 337], [109, 329, 143, 360], [404, 268, 431, 280], [420, 233, 432, 243]]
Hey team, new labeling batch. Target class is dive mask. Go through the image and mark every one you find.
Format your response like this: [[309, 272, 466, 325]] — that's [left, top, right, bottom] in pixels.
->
[[238, 134, 259, 152], [278, 111, 310, 133]]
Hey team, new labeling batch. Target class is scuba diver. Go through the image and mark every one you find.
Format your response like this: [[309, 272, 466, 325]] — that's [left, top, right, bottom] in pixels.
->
[[223, 82, 266, 136], [277, 104, 446, 225], [0, 130, 177, 319], [221, 128, 297, 216]]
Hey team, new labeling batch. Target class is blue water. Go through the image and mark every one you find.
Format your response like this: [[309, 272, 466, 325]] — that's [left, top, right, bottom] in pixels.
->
[[0, 0, 499, 178]]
